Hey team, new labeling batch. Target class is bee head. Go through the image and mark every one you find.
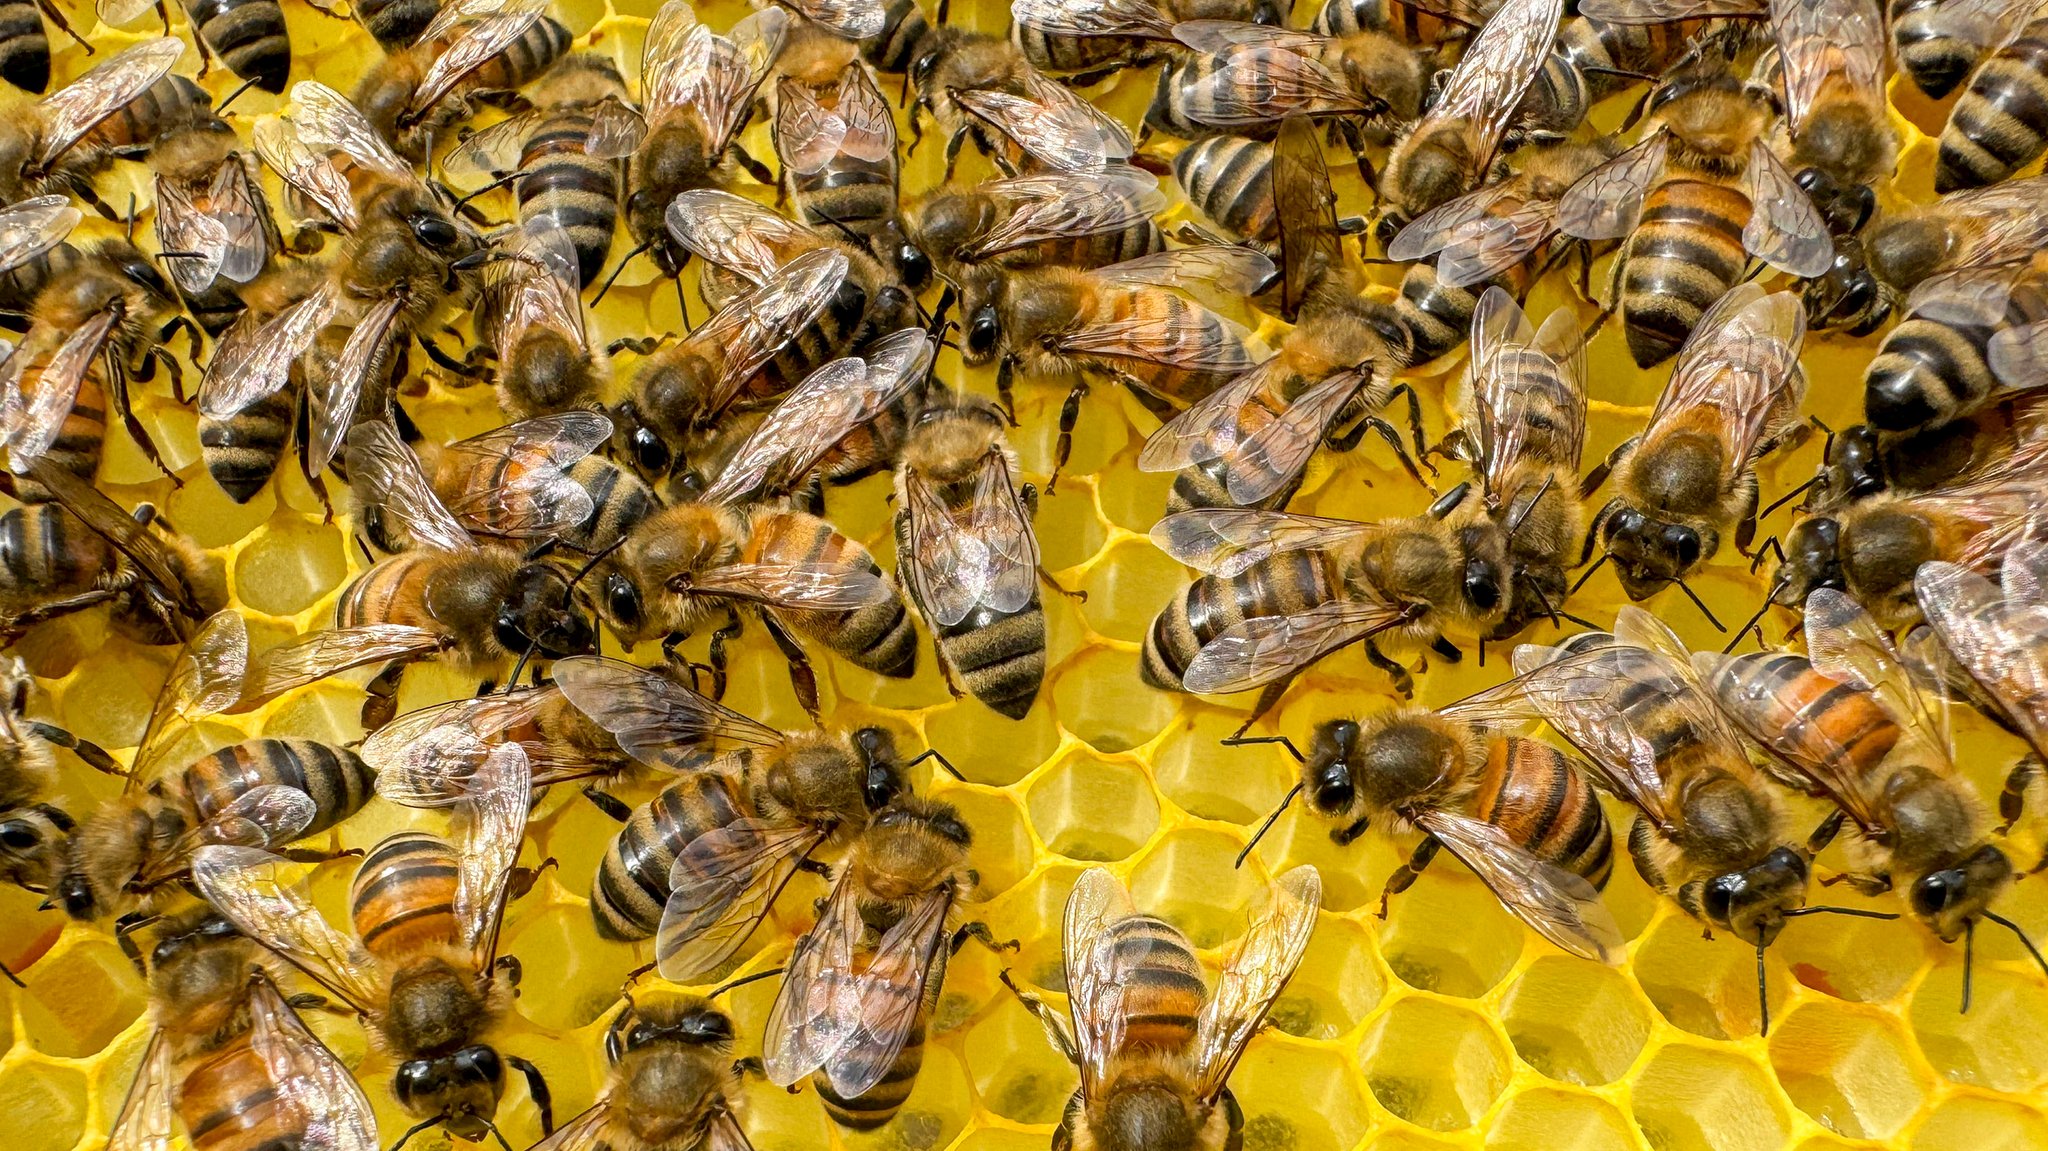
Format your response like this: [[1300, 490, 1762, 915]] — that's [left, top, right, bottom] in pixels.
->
[[1604, 507, 1704, 598], [394, 1044, 505, 1137], [1302, 719, 1362, 819], [1910, 845, 2016, 942], [1702, 845, 1809, 948], [1769, 516, 1844, 609], [497, 563, 596, 660]]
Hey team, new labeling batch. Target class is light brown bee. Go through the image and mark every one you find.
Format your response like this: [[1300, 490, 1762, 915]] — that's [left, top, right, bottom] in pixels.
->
[[475, 219, 608, 418], [150, 109, 280, 339], [531, 993, 758, 1151], [1010, 0, 1283, 81], [194, 262, 324, 503], [1862, 174, 2048, 298], [353, 3, 572, 163], [1310, 0, 1501, 43], [1768, 0, 1896, 192], [0, 37, 185, 206], [906, 25, 1138, 176], [1004, 865, 1321, 1151], [414, 410, 653, 555], [1148, 21, 1425, 143], [774, 66, 928, 289], [195, 741, 554, 1144], [1888, 0, 2031, 98], [107, 911, 378, 1151], [1863, 254, 2048, 437]]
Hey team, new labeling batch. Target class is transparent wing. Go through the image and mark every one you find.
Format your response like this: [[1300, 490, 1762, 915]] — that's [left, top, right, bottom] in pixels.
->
[[902, 452, 1038, 627], [586, 97, 647, 160], [1012, 0, 1177, 39], [685, 562, 895, 611], [131, 611, 250, 784], [0, 196, 77, 277], [775, 77, 846, 177], [1150, 508, 1376, 577], [210, 159, 272, 286], [188, 845, 384, 1011], [1411, 809, 1624, 963], [1055, 307, 1260, 374], [1472, 293, 1586, 501], [307, 295, 405, 476], [482, 217, 589, 351], [551, 655, 786, 766], [834, 67, 896, 163], [455, 741, 530, 966], [198, 280, 339, 420], [35, 37, 182, 169], [238, 624, 448, 710], [1272, 114, 1338, 321], [701, 8, 787, 153], [823, 886, 953, 1099], [252, 115, 358, 230], [687, 247, 850, 415], [180, 784, 317, 863], [666, 189, 824, 284], [443, 110, 540, 178], [656, 818, 824, 981], [1917, 0, 2035, 52], [106, 1031, 174, 1151], [6, 310, 117, 466], [1577, 0, 1764, 17], [1650, 284, 1804, 469], [951, 82, 1134, 173], [763, 876, 867, 1084], [1177, 41, 1377, 125], [788, 0, 884, 40], [1094, 246, 1277, 297], [364, 691, 561, 806], [1805, 587, 1953, 760], [1916, 561, 2048, 756], [1182, 596, 1416, 694], [440, 411, 612, 536], [1421, 0, 1563, 172], [706, 1113, 756, 1151], [287, 81, 417, 187], [1192, 865, 1323, 1100], [641, 0, 708, 124], [245, 975, 379, 1151], [1556, 133, 1665, 241], [1511, 640, 1682, 823], [527, 1105, 613, 1151], [1063, 867, 1148, 1100], [1773, 0, 1886, 133], [1741, 142, 1834, 277], [411, 12, 543, 117], [961, 170, 1165, 260], [344, 419, 472, 553]]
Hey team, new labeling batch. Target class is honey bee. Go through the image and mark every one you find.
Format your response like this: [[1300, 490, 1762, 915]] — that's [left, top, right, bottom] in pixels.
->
[[193, 741, 557, 1144], [1511, 607, 1823, 1033], [1890, 0, 2029, 99], [860, 0, 928, 73], [1311, 0, 1501, 43], [1580, 285, 1808, 612], [1235, 691, 1621, 961], [1916, 534, 2048, 824], [1378, 0, 1566, 229], [151, 108, 282, 340], [1555, 50, 1831, 366], [1174, 114, 1343, 325], [1009, 0, 1283, 82], [1864, 255, 2048, 437], [472, 219, 607, 418], [533, 992, 757, 1151], [1863, 173, 2048, 298], [1553, 10, 1710, 103], [353, 0, 572, 163], [1387, 139, 1610, 367], [1701, 588, 2046, 1005], [1766, 0, 1896, 194], [763, 794, 1003, 1129], [414, 410, 649, 554], [0, 656, 116, 905], [906, 25, 1138, 176], [0, 37, 184, 206], [179, 0, 294, 94], [106, 911, 378, 1151], [553, 655, 915, 965], [355, 0, 442, 51], [1004, 865, 1321, 1151], [775, 67, 928, 289], [1150, 21, 1425, 142], [1936, 2, 2048, 189], [894, 387, 1051, 718], [193, 262, 326, 502], [1145, 498, 1511, 710]]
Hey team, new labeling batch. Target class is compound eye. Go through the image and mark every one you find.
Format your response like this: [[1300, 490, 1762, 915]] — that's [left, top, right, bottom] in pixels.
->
[[1310, 766, 1354, 814], [452, 1046, 503, 1087], [897, 243, 931, 288], [1462, 559, 1500, 611], [411, 213, 459, 250], [966, 309, 1000, 357], [0, 820, 38, 851], [681, 1009, 734, 1043], [629, 427, 671, 475], [1612, 508, 1646, 537], [864, 763, 901, 810], [1911, 871, 1962, 916], [395, 1059, 443, 1106], [1661, 523, 1702, 568], [603, 572, 642, 632], [1703, 873, 1740, 925]]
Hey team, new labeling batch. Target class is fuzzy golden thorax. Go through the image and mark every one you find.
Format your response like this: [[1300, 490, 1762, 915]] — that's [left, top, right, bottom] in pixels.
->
[[1653, 87, 1773, 173]]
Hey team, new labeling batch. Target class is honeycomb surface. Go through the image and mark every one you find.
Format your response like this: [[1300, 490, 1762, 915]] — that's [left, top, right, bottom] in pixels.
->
[[1, 1, 2046, 1149]]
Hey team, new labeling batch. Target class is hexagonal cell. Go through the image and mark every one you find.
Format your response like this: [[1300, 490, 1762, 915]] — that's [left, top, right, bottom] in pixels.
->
[[1150, 704, 1295, 825], [1911, 1095, 2048, 1151], [17, 929, 149, 1058], [1358, 997, 1511, 1132], [1095, 463, 1177, 535], [987, 866, 1085, 989], [1909, 967, 2048, 1094], [838, 1045, 972, 1151], [1378, 856, 1524, 997], [54, 640, 177, 751], [0, 1057, 88, 1151], [1773, 905, 1931, 1003], [923, 696, 1062, 786], [1080, 540, 1190, 643], [1033, 483, 1107, 573], [738, 1066, 834, 1151], [1129, 828, 1266, 949], [931, 786, 1031, 901], [963, 991, 1079, 1125], [1026, 754, 1159, 862], [1049, 647, 1178, 754], [1767, 1001, 1932, 1139], [233, 518, 347, 615], [1484, 1087, 1637, 1151], [1269, 914, 1383, 1041], [1630, 1043, 1791, 1151], [495, 903, 637, 1031], [1230, 1040, 1372, 1151], [1500, 956, 1651, 1085], [1630, 912, 1787, 1040], [1366, 1133, 1468, 1151]]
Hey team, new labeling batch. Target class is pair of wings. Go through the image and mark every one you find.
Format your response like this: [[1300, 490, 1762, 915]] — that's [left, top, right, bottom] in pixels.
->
[[699, 328, 934, 505], [1, 303, 121, 472], [669, 246, 852, 426], [1916, 527, 2048, 761], [628, 1, 787, 162], [1403, 0, 1566, 191], [480, 218, 591, 358], [191, 741, 533, 1008], [1170, 22, 1391, 126], [901, 438, 1041, 628], [1459, 287, 1588, 506], [953, 70, 1137, 174], [1052, 248, 1274, 376], [1151, 508, 1416, 694], [945, 167, 1165, 265], [1388, 144, 1607, 288], [156, 153, 272, 296], [1061, 866, 1323, 1103], [1640, 284, 1807, 476], [348, 413, 613, 550], [1137, 353, 1379, 507], [108, 972, 378, 1151], [533, 1099, 753, 1151], [776, 69, 896, 179], [1011, 0, 1180, 40], [1557, 133, 1833, 279], [30, 37, 183, 175], [0, 197, 77, 279]]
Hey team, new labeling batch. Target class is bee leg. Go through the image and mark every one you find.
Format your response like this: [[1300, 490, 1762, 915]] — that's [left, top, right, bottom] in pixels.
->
[[107, 365, 178, 484], [1806, 808, 1846, 854], [1363, 639, 1414, 699], [1047, 380, 1089, 495], [999, 970, 1081, 1065], [362, 661, 407, 732], [503, 1054, 554, 1136], [943, 126, 970, 183], [734, 146, 778, 189], [1999, 755, 2040, 834], [417, 334, 488, 379], [0, 587, 122, 643], [1428, 636, 1462, 664], [508, 858, 559, 900], [1581, 441, 1628, 499], [1377, 835, 1443, 919], [1331, 815, 1371, 846], [24, 722, 121, 775], [581, 786, 632, 822], [761, 613, 823, 724], [995, 355, 1020, 426], [951, 921, 1020, 955], [279, 844, 363, 865], [1356, 415, 1430, 488], [706, 607, 747, 700], [734, 1056, 768, 1079], [113, 913, 154, 974], [161, 316, 205, 365], [30, 0, 89, 51], [606, 336, 665, 356], [77, 186, 128, 222]]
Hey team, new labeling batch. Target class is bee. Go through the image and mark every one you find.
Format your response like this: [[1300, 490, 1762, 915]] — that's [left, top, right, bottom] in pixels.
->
[[763, 794, 1003, 1130], [1149, 22, 1425, 143], [1009, 0, 1283, 82], [1555, 50, 1831, 367], [1580, 285, 1808, 611], [1890, 0, 2030, 99], [105, 912, 378, 1151], [1386, 139, 1611, 367], [1863, 173, 2048, 298], [893, 388, 1051, 719], [353, 2, 572, 163], [1144, 498, 1511, 711], [355, 0, 442, 51], [1701, 588, 2047, 1004], [1377, 0, 1566, 229], [473, 219, 607, 419], [1512, 607, 1820, 1034], [151, 106, 281, 339], [1236, 693, 1620, 961], [193, 262, 326, 502], [860, 0, 929, 74], [1917, 536, 2048, 828], [906, 24, 1138, 177], [1311, 0, 1500, 43], [536, 992, 757, 1151], [1765, 0, 1896, 196], [0, 656, 116, 905], [552, 655, 914, 964], [1004, 865, 1321, 1151], [413, 411, 653, 555], [193, 741, 557, 1144], [1936, 2, 2048, 189], [972, 247, 1274, 486], [1863, 256, 2048, 437], [178, 0, 294, 94], [0, 461, 224, 646], [0, 37, 185, 206], [774, 67, 928, 291], [1554, 10, 1718, 102], [442, 52, 632, 287]]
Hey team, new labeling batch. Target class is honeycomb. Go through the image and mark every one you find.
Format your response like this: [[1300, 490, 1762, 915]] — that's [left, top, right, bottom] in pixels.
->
[[2, 0, 2047, 1148]]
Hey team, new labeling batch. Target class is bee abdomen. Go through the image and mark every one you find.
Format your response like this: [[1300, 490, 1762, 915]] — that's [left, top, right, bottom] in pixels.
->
[[519, 111, 622, 288], [594, 773, 748, 941], [1893, 0, 1978, 98], [183, 0, 290, 94], [1937, 29, 2048, 191], [1175, 135, 1278, 242], [199, 390, 293, 504], [30, 374, 108, 496], [355, 0, 438, 51], [862, 0, 928, 72], [813, 1008, 925, 1128], [177, 1036, 299, 1151], [1865, 314, 1997, 431], [1395, 264, 1487, 367], [1711, 652, 1901, 786], [351, 829, 462, 960], [1621, 180, 1746, 368], [183, 738, 373, 839], [1013, 20, 1143, 74], [471, 15, 571, 92], [938, 599, 1046, 719], [1143, 550, 1337, 688], [563, 456, 657, 554], [0, 503, 112, 597], [0, 0, 48, 93], [816, 581, 918, 676], [1478, 736, 1614, 888], [1105, 915, 1205, 1051]]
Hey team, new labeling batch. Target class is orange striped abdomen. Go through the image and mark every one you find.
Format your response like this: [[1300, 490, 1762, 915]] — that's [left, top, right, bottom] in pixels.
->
[[1621, 178, 1748, 368], [811, 949, 933, 1129], [1707, 651, 1902, 793], [176, 1035, 303, 1151], [1473, 736, 1614, 887], [745, 510, 915, 677], [182, 738, 374, 839], [351, 830, 462, 965], [1141, 547, 1344, 688], [1091, 291, 1257, 406], [1100, 914, 1206, 1053]]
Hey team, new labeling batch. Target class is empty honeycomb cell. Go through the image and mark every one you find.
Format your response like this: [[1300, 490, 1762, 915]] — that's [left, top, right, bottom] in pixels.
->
[[1773, 907, 1931, 1003], [1377, 858, 1525, 997], [1483, 1087, 1636, 1151], [1030, 481, 1106, 573], [941, 786, 1035, 897], [1078, 540, 1190, 643], [1630, 1043, 1793, 1151], [1359, 997, 1512, 1131], [1908, 967, 2048, 1094], [850, 1046, 972, 1151], [1500, 956, 1651, 1085], [0, 1057, 89, 1151], [963, 992, 1078, 1125], [494, 903, 634, 1031], [1047, 647, 1176, 754], [1269, 914, 1384, 1041], [1026, 755, 1159, 862], [986, 866, 1082, 989], [736, 1073, 834, 1151], [51, 643, 175, 751], [1630, 912, 1786, 1040], [231, 519, 347, 616], [1910, 1095, 2048, 1151], [1228, 1040, 1373, 1151], [16, 931, 147, 1058], [1129, 828, 1266, 948], [1366, 1132, 1469, 1151], [1149, 705, 1294, 824], [1768, 1001, 1932, 1139], [1092, 464, 1178, 536], [923, 702, 1061, 785], [161, 477, 276, 548]]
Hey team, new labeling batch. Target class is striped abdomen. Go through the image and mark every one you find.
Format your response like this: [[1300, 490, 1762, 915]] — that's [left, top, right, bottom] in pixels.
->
[[351, 830, 462, 963], [788, 159, 902, 256], [85, 74, 213, 153], [1168, 456, 1298, 513], [1863, 309, 2001, 433], [0, 503, 116, 608], [175, 1032, 309, 1151], [746, 510, 917, 676], [1557, 17, 1699, 101], [1395, 262, 1530, 368], [894, 514, 1046, 717], [1312, 0, 1464, 43], [1175, 136, 1278, 242], [1103, 914, 1206, 1051], [462, 15, 571, 97], [1012, 21, 1147, 74], [1706, 651, 1902, 794], [19, 366, 108, 495], [0, 0, 46, 92], [1937, 19, 2048, 191], [1621, 177, 1747, 368], [560, 456, 658, 554], [594, 772, 750, 940], [517, 107, 621, 287], [811, 947, 941, 1128], [1892, 0, 1981, 98], [199, 387, 293, 504], [1147, 56, 1257, 141], [356, 0, 440, 51], [1591, 646, 1728, 786], [1473, 736, 1614, 888], [182, 0, 289, 94], [862, 0, 929, 72], [0, 242, 76, 311], [1084, 291, 1255, 405], [335, 553, 438, 632], [701, 252, 874, 392], [181, 738, 373, 839], [1142, 547, 1344, 688], [1517, 50, 1590, 139]]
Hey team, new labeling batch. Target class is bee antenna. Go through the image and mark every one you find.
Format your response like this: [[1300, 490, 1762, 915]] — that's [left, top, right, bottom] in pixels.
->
[[1983, 909, 2048, 980], [809, 208, 871, 250], [708, 966, 786, 999], [590, 240, 653, 307], [565, 534, 631, 594], [1723, 599, 1773, 654], [1234, 782, 1303, 870], [1756, 940, 1770, 1037], [476, 1116, 516, 1151], [455, 169, 528, 209], [1782, 905, 1899, 919], [0, 958, 19, 988], [1759, 474, 1820, 520], [1675, 579, 1726, 632], [506, 641, 538, 693], [215, 76, 261, 115], [1963, 915, 1976, 1014], [1568, 552, 1610, 596], [905, 747, 966, 781], [386, 1115, 445, 1151]]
